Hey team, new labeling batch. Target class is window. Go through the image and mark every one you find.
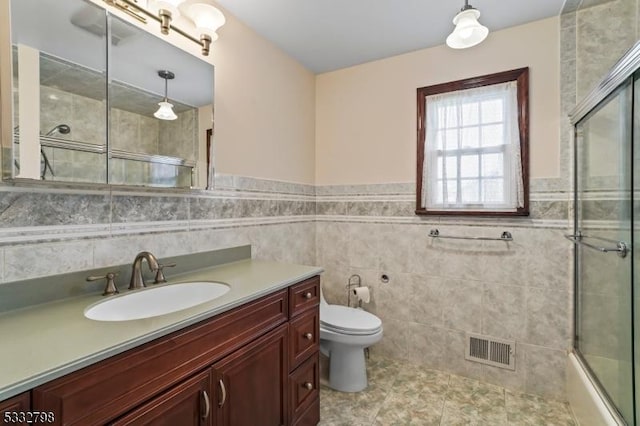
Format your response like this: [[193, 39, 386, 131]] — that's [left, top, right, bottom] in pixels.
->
[[416, 68, 529, 216]]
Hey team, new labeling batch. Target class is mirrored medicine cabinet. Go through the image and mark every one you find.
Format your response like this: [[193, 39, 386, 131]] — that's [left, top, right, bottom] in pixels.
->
[[1, 0, 215, 189]]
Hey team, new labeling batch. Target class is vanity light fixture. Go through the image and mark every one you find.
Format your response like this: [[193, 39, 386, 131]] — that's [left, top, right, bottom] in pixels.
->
[[154, 70, 178, 121], [103, 0, 225, 56], [445, 0, 489, 49], [187, 3, 226, 56]]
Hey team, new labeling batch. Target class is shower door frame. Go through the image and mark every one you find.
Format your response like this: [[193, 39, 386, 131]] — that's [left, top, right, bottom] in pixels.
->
[[570, 40, 640, 426]]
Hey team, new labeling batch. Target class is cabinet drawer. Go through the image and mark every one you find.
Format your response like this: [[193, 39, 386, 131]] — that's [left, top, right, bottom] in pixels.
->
[[289, 354, 319, 424], [288, 308, 319, 371], [289, 276, 320, 317], [33, 290, 287, 426]]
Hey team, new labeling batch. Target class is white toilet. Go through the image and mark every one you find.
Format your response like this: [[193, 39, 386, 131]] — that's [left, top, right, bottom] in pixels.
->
[[319, 289, 383, 392]]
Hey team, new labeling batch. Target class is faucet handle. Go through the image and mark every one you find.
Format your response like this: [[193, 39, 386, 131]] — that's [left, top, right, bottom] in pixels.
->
[[87, 271, 120, 296], [154, 263, 176, 284]]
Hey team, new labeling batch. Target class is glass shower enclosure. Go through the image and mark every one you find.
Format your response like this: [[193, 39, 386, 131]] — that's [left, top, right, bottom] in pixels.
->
[[570, 43, 639, 424]]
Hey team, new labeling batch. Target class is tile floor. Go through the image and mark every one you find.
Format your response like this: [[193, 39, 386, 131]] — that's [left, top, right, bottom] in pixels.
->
[[319, 356, 577, 425]]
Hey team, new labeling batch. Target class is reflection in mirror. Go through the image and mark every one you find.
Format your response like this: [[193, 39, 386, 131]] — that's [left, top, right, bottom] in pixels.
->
[[7, 0, 214, 189], [108, 12, 214, 188], [10, 0, 107, 183]]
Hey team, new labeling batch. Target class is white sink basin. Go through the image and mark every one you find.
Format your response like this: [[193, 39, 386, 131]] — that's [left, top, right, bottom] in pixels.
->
[[84, 281, 230, 321]]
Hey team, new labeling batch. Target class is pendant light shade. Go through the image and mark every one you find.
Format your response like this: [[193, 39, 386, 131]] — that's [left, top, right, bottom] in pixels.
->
[[446, 2, 489, 49], [154, 70, 178, 121], [154, 101, 178, 120]]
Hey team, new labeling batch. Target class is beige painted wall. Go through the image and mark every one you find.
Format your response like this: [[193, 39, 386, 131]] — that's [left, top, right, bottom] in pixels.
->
[[315, 17, 561, 186], [210, 5, 316, 184]]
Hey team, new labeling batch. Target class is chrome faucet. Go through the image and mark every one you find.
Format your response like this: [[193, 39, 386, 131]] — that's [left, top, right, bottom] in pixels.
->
[[129, 251, 160, 290]]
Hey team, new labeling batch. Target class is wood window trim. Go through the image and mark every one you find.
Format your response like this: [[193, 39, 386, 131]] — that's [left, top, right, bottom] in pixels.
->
[[415, 67, 530, 217]]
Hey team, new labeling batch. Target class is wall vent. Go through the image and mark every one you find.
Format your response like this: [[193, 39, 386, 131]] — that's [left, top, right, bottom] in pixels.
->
[[465, 333, 516, 370]]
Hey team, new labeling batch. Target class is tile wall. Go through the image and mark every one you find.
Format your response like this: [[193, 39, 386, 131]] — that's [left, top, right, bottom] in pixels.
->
[[316, 182, 573, 400]]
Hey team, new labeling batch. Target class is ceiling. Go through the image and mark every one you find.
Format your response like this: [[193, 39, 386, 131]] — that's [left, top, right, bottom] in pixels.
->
[[215, 0, 567, 74]]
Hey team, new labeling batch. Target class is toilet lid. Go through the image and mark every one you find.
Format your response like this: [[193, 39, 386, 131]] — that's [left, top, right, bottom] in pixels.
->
[[320, 304, 382, 335]]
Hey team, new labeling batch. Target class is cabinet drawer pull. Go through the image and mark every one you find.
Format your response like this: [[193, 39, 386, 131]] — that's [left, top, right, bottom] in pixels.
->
[[304, 332, 313, 340], [201, 389, 211, 420], [218, 379, 227, 407], [304, 292, 313, 299], [304, 382, 313, 390]]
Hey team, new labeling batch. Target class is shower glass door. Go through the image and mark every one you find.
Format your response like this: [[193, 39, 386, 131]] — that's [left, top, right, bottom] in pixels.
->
[[574, 77, 634, 423]]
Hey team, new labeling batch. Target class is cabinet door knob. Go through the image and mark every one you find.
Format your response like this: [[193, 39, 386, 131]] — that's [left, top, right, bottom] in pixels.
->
[[304, 292, 313, 299], [304, 332, 313, 340], [304, 382, 313, 390]]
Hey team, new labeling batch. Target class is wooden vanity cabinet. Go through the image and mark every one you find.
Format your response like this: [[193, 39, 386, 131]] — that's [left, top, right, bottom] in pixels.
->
[[25, 275, 321, 426]]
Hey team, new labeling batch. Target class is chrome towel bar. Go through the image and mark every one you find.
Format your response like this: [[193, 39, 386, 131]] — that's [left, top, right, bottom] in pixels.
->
[[428, 229, 513, 241], [564, 233, 628, 258]]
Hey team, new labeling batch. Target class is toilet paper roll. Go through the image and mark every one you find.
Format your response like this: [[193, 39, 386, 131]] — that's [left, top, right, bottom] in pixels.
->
[[352, 286, 371, 304]]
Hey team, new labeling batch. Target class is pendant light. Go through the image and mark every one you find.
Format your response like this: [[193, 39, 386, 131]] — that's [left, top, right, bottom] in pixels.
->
[[446, 0, 489, 49], [154, 70, 178, 121]]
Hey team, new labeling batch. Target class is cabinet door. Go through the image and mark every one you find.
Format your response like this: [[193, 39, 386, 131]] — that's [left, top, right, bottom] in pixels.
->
[[212, 324, 288, 426], [0, 393, 31, 426], [111, 370, 212, 426]]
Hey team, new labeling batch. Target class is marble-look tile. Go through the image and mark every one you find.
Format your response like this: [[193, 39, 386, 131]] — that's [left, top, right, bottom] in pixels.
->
[[576, 0, 637, 98], [4, 241, 94, 281], [278, 200, 309, 216], [316, 222, 351, 269], [188, 227, 251, 254], [139, 115, 159, 155], [248, 223, 316, 265], [241, 199, 280, 217], [72, 95, 105, 146], [374, 392, 444, 426], [111, 195, 189, 222], [112, 109, 140, 152], [482, 284, 527, 341], [188, 197, 223, 220], [316, 201, 347, 215], [526, 287, 572, 349], [347, 223, 382, 269], [374, 318, 409, 361], [441, 375, 507, 425], [505, 390, 576, 425], [375, 272, 444, 325], [530, 200, 569, 220], [319, 355, 577, 425], [523, 344, 567, 399], [442, 278, 483, 333], [0, 191, 110, 227]]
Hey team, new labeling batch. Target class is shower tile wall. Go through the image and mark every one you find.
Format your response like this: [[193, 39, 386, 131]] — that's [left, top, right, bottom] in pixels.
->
[[316, 183, 573, 400], [561, 0, 639, 406]]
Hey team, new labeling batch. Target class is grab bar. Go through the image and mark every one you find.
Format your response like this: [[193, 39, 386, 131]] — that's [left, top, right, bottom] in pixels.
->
[[428, 229, 513, 241], [564, 233, 628, 258]]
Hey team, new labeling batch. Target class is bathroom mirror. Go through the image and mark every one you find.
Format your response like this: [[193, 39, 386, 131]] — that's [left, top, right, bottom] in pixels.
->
[[5, 0, 214, 189]]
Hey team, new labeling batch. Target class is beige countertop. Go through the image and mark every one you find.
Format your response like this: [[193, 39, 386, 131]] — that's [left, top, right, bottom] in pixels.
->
[[0, 259, 323, 401]]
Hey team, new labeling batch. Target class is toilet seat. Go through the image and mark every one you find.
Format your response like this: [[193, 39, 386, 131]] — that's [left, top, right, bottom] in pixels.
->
[[320, 304, 382, 336]]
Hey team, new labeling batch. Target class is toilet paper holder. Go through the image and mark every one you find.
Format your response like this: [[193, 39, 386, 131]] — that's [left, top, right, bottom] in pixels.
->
[[346, 274, 362, 308]]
